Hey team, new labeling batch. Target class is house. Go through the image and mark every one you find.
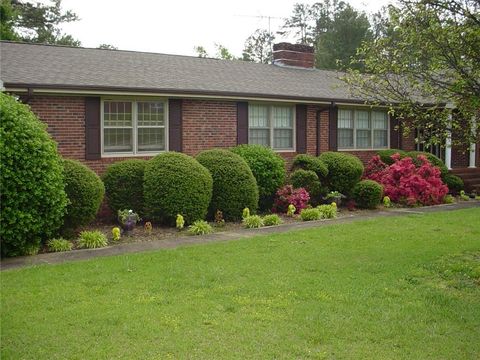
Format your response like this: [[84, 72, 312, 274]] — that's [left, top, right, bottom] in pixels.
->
[[1, 41, 478, 186]]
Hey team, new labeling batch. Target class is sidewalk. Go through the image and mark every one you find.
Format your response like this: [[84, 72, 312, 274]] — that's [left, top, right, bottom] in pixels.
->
[[2, 201, 479, 271]]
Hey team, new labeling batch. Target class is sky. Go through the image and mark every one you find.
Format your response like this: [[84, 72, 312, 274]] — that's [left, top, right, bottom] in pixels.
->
[[59, 0, 392, 57]]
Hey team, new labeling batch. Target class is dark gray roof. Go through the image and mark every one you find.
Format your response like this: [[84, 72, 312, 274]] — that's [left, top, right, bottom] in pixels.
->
[[0, 41, 360, 103]]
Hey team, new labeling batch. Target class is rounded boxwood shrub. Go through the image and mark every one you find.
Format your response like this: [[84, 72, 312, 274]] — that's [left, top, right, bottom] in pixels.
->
[[289, 169, 321, 201], [292, 154, 328, 179], [196, 149, 258, 221], [442, 173, 464, 194], [230, 144, 286, 210], [0, 93, 68, 257], [407, 151, 448, 176], [62, 159, 105, 233], [103, 159, 147, 215], [377, 149, 407, 165], [318, 152, 364, 196], [144, 152, 212, 225], [352, 180, 384, 209]]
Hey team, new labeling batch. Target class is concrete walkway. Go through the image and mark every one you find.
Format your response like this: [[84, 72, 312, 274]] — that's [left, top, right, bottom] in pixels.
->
[[2, 201, 479, 271]]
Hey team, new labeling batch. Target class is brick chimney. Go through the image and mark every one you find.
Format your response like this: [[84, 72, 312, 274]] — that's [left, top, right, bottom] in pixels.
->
[[272, 42, 315, 69]]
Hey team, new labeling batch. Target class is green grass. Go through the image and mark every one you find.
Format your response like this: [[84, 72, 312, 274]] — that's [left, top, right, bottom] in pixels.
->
[[2, 208, 480, 359]]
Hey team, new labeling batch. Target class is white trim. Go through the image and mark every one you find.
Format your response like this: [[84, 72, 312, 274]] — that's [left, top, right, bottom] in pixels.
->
[[6, 87, 331, 105], [469, 116, 477, 168], [100, 97, 169, 158], [445, 112, 452, 170]]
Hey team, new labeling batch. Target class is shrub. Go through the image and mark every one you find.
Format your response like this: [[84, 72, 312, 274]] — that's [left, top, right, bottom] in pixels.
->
[[188, 220, 213, 235], [242, 215, 264, 228], [47, 238, 73, 252], [319, 152, 364, 195], [272, 185, 310, 214], [352, 180, 384, 209], [62, 159, 105, 234], [377, 149, 407, 165], [300, 208, 321, 221], [78, 230, 108, 249], [363, 154, 448, 206], [407, 151, 448, 176], [242, 208, 251, 219], [442, 173, 464, 194], [102, 159, 147, 215], [292, 154, 328, 178], [176, 214, 185, 230], [317, 204, 338, 219], [0, 93, 68, 257], [112, 227, 121, 241], [144, 152, 213, 225], [289, 169, 321, 202], [196, 149, 258, 221], [230, 144, 286, 210], [262, 214, 283, 226], [444, 194, 455, 204]]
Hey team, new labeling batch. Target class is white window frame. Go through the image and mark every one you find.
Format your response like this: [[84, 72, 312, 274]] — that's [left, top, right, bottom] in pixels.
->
[[248, 103, 296, 152], [101, 97, 169, 157], [337, 107, 390, 151]]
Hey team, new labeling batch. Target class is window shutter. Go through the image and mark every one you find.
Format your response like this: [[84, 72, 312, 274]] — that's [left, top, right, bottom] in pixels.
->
[[168, 99, 183, 152], [328, 104, 338, 151], [237, 102, 248, 145], [85, 97, 101, 160], [390, 114, 400, 149], [296, 104, 307, 153]]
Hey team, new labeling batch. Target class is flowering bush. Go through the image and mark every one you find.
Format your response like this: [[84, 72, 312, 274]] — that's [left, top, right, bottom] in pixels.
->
[[363, 154, 448, 206], [272, 185, 310, 214]]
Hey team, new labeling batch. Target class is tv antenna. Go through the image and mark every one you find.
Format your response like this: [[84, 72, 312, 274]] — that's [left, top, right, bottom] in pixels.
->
[[234, 14, 285, 34]]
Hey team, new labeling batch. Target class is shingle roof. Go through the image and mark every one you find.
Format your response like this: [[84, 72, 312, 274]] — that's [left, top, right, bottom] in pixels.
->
[[0, 41, 361, 103]]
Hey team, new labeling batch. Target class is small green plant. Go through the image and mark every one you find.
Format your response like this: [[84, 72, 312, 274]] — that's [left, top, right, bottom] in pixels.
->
[[300, 208, 321, 221], [242, 215, 264, 228], [317, 204, 338, 219], [112, 227, 121, 241], [262, 214, 283, 226], [188, 220, 213, 235], [242, 207, 251, 219], [176, 214, 185, 230], [214, 210, 225, 227], [47, 238, 73, 252], [287, 204, 296, 217], [475, 195, 480, 200], [460, 190, 469, 201], [78, 231, 108, 249], [383, 196, 392, 208], [443, 194, 455, 204]]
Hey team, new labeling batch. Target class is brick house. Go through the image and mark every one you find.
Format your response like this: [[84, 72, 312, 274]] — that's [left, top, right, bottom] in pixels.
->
[[1, 41, 478, 182]]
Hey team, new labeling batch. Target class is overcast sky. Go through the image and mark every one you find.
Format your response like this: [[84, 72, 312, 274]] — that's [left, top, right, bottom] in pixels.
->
[[59, 0, 392, 56]]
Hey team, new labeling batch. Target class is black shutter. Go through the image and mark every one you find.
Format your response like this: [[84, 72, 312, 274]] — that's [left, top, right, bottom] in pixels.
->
[[168, 99, 183, 152], [237, 102, 248, 145], [328, 104, 338, 151], [85, 97, 101, 160], [296, 104, 307, 153], [390, 114, 400, 149]]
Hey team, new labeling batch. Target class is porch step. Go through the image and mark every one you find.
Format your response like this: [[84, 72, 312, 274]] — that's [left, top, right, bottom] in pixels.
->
[[450, 168, 480, 194]]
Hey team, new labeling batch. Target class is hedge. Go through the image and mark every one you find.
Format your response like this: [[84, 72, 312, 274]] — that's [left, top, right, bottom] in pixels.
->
[[292, 154, 328, 178], [196, 149, 258, 221], [352, 180, 384, 209], [318, 152, 364, 195]]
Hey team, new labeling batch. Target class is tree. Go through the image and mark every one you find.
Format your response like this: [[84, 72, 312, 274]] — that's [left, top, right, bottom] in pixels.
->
[[193, 44, 237, 60], [97, 44, 117, 50], [344, 0, 479, 147], [194, 45, 208, 58], [279, 3, 315, 45], [1, 0, 80, 46], [242, 29, 275, 63], [312, 1, 372, 70]]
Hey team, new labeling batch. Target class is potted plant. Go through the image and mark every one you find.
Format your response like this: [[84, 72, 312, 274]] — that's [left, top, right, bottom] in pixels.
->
[[324, 191, 346, 206], [118, 209, 140, 232]]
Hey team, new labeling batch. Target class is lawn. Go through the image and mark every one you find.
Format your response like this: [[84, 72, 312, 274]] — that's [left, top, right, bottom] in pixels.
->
[[1, 208, 480, 359]]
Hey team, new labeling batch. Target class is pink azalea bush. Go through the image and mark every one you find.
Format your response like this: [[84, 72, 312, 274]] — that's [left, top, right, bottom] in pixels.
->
[[363, 154, 448, 206], [272, 185, 310, 214]]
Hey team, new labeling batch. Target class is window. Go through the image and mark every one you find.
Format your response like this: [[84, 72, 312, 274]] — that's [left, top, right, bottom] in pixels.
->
[[248, 104, 295, 150], [102, 99, 167, 155], [337, 108, 389, 150]]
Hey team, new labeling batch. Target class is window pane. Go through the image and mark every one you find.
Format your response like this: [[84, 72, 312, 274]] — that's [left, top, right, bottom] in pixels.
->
[[137, 102, 165, 126], [356, 110, 370, 129], [372, 111, 388, 129], [104, 101, 132, 127], [273, 129, 293, 149], [249, 129, 270, 146], [338, 129, 354, 148], [138, 128, 165, 152], [356, 129, 371, 148], [273, 106, 293, 128], [249, 105, 269, 128], [338, 109, 353, 128], [104, 128, 132, 152], [374, 130, 388, 147]]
